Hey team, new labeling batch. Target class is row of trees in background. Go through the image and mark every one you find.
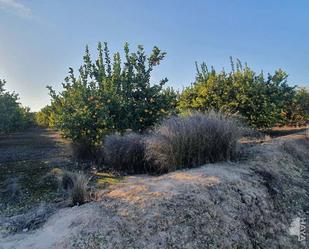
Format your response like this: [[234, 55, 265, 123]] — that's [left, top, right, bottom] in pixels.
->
[[33, 44, 308, 149], [178, 58, 309, 128], [0, 79, 34, 134]]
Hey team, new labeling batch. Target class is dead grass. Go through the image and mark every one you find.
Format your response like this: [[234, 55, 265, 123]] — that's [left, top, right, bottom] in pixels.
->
[[57, 171, 89, 206], [145, 112, 244, 173], [70, 174, 88, 206], [103, 132, 146, 173]]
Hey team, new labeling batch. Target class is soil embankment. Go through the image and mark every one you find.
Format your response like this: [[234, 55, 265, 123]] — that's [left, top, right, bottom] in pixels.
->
[[1, 130, 308, 248]]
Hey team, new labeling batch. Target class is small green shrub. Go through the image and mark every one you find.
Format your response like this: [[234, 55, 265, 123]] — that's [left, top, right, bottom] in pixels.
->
[[145, 112, 244, 173], [104, 132, 147, 173]]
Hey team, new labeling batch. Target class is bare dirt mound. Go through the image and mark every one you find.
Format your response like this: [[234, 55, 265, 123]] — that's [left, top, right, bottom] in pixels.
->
[[1, 133, 308, 249]]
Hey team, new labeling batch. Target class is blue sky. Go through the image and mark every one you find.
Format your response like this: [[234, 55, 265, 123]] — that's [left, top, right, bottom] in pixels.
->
[[0, 0, 308, 111]]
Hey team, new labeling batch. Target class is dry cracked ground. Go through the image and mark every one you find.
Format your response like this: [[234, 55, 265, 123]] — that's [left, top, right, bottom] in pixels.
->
[[0, 128, 308, 249]]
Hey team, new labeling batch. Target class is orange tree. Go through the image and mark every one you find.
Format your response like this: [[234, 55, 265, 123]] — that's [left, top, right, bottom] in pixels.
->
[[47, 42, 177, 149], [0, 79, 34, 133], [178, 58, 296, 128], [285, 87, 309, 126], [35, 105, 56, 128]]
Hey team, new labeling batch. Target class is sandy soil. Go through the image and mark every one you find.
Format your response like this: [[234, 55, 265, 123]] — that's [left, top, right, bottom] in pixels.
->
[[1, 130, 308, 249]]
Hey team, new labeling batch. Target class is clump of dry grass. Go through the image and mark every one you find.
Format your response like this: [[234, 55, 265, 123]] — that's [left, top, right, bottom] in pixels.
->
[[103, 132, 146, 173], [60, 171, 89, 206], [71, 174, 88, 206], [145, 112, 244, 173]]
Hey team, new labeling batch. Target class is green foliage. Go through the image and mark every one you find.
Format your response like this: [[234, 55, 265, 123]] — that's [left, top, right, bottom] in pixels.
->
[[178, 59, 296, 128], [285, 87, 309, 126], [36, 105, 56, 128], [0, 79, 34, 134], [47, 42, 177, 148]]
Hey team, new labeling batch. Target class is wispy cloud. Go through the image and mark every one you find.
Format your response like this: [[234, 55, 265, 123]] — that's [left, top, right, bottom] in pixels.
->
[[0, 0, 32, 18]]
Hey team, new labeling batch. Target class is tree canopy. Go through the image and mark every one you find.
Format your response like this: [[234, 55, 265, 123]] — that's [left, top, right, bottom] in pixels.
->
[[0, 79, 34, 133], [178, 58, 298, 128], [46, 42, 177, 146]]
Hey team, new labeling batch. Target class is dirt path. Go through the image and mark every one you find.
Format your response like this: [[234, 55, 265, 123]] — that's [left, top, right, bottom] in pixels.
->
[[0, 127, 72, 164]]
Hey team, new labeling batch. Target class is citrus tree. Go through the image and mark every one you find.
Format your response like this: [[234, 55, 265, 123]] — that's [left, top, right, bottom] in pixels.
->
[[47, 42, 177, 148], [0, 79, 34, 133], [36, 105, 56, 128], [285, 87, 309, 126], [178, 59, 296, 128]]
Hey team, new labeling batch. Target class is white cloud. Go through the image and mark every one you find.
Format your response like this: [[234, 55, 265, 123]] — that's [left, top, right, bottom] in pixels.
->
[[0, 0, 32, 17]]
